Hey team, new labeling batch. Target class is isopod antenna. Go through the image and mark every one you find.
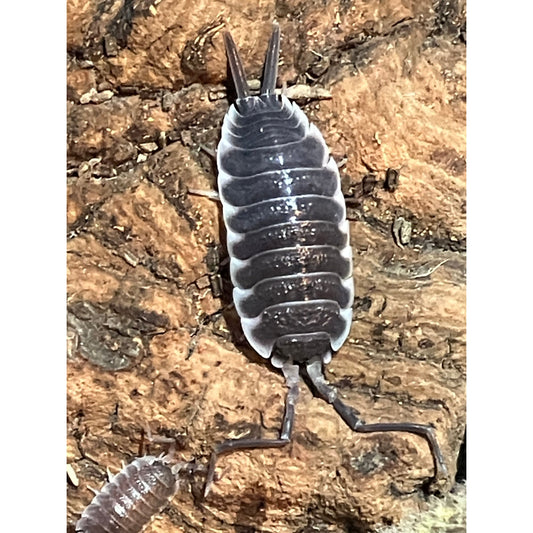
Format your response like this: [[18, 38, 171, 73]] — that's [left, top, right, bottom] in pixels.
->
[[224, 31, 250, 100], [204, 363, 300, 497], [305, 357, 449, 485], [260, 22, 280, 96]]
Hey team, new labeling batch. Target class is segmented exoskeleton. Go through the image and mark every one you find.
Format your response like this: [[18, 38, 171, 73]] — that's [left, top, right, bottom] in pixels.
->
[[76, 456, 184, 533], [204, 23, 449, 496], [218, 38, 354, 369]]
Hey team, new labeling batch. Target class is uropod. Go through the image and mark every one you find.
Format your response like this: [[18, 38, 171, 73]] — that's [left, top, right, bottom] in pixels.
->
[[205, 23, 449, 495]]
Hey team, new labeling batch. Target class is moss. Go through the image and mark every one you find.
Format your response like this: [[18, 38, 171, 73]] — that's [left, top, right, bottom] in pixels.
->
[[376, 483, 466, 533]]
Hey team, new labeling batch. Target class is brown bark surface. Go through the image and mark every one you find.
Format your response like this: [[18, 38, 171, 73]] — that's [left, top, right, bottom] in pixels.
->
[[67, 1, 466, 532]]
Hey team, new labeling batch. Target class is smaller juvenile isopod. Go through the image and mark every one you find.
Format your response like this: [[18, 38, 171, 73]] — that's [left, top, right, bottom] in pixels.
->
[[75, 454, 194, 533]]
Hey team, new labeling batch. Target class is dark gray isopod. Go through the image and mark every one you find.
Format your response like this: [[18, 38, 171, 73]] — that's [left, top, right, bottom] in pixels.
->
[[205, 24, 449, 495], [76, 456, 181, 533], [217, 37, 354, 367]]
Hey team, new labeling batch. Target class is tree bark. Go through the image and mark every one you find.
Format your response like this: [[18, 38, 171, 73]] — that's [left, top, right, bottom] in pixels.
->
[[67, 1, 466, 531]]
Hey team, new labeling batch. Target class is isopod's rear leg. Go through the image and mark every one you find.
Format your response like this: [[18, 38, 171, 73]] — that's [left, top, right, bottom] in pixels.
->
[[204, 363, 300, 497], [305, 358, 449, 488]]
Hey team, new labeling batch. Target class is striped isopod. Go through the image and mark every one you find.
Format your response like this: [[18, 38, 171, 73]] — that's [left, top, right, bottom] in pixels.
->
[[76, 455, 186, 533], [204, 24, 449, 495]]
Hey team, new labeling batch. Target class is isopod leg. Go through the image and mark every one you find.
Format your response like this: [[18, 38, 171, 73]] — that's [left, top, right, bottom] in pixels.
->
[[204, 363, 299, 497], [187, 188, 220, 201], [260, 22, 280, 96], [305, 358, 449, 487], [140, 423, 178, 459]]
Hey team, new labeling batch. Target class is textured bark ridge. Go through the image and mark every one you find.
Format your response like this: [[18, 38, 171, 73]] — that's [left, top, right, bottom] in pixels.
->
[[67, 1, 466, 532]]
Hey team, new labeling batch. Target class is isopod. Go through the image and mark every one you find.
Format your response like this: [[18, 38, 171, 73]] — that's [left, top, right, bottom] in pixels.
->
[[76, 455, 189, 533], [205, 23, 449, 494]]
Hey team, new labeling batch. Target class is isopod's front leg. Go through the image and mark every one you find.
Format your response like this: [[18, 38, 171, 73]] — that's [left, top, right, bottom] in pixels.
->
[[187, 143, 219, 199], [203, 363, 300, 497], [139, 424, 206, 485], [199, 143, 217, 159], [140, 422, 179, 460], [305, 358, 450, 490], [187, 188, 220, 200]]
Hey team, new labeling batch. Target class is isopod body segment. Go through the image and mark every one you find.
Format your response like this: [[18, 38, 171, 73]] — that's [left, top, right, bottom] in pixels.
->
[[217, 26, 354, 369], [204, 24, 449, 496], [75, 456, 180, 533]]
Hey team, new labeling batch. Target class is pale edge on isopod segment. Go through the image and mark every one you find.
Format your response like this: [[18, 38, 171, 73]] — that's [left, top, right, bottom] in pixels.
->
[[217, 94, 355, 368], [202, 24, 450, 500], [75, 455, 190, 533]]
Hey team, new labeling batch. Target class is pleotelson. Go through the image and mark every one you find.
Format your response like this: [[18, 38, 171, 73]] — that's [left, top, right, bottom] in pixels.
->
[[218, 94, 354, 368]]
